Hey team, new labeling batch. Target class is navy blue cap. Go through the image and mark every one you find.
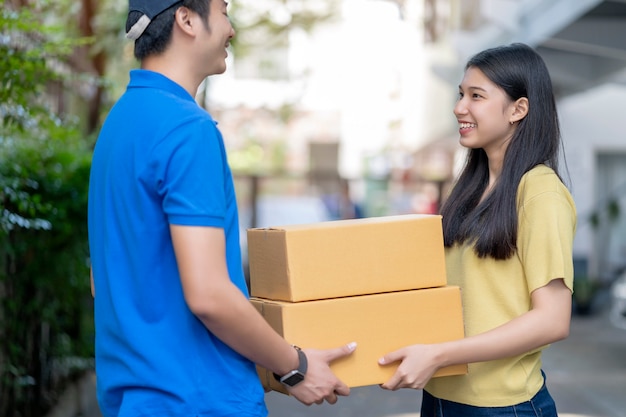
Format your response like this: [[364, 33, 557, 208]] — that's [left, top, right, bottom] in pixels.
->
[[126, 0, 184, 40]]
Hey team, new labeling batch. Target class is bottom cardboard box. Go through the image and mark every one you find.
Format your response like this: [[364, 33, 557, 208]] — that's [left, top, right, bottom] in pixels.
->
[[252, 286, 467, 394]]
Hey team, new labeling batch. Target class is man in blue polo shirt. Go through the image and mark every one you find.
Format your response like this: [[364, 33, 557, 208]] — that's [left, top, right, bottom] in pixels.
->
[[87, 1, 356, 416]]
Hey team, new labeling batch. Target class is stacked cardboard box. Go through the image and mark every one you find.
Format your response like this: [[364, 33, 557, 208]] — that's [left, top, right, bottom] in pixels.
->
[[247, 214, 466, 394]]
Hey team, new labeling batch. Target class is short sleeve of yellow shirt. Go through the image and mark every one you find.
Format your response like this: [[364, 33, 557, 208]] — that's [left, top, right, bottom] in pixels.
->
[[425, 165, 577, 407]]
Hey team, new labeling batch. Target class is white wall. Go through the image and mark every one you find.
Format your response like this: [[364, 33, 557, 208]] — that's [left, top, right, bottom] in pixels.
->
[[559, 83, 626, 262], [210, 0, 438, 179]]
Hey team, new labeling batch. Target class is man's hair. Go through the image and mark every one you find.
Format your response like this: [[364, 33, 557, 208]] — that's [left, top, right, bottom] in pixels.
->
[[127, 0, 211, 60]]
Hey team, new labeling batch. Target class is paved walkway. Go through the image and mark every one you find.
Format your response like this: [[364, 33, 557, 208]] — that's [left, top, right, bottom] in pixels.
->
[[61, 304, 626, 417], [542, 307, 626, 417], [265, 306, 626, 417]]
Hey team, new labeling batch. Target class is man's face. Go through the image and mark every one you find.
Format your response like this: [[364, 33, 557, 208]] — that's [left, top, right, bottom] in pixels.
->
[[197, 0, 235, 76]]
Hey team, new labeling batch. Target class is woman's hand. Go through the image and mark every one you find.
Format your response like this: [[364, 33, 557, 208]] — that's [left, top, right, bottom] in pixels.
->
[[377, 279, 572, 391], [378, 343, 442, 391]]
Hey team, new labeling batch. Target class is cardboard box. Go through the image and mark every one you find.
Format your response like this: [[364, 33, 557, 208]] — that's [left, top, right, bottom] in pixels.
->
[[248, 214, 446, 302], [253, 286, 467, 394]]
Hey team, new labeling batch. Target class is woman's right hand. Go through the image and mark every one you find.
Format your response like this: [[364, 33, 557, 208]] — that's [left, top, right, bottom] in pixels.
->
[[378, 343, 442, 391]]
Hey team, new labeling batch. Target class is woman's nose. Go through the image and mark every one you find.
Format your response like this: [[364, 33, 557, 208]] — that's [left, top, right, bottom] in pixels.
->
[[453, 99, 466, 117]]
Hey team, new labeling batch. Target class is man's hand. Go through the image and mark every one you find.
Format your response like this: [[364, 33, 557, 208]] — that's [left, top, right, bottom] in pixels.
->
[[287, 342, 357, 405]]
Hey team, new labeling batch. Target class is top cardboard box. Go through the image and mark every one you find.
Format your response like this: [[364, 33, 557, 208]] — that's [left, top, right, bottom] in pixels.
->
[[247, 214, 446, 301]]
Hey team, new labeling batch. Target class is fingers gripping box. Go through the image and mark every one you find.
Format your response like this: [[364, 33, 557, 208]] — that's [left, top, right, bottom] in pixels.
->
[[253, 286, 467, 394]]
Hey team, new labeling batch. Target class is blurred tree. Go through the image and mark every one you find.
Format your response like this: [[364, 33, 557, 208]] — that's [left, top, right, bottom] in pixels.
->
[[229, 0, 337, 60], [0, 1, 344, 415], [1, 1, 96, 415], [213, 1, 339, 176]]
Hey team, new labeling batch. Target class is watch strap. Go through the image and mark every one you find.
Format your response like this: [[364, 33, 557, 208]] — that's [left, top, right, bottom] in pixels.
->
[[273, 345, 307, 383]]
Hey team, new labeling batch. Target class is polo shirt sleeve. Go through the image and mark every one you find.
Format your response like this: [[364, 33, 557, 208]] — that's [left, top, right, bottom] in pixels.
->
[[517, 173, 577, 293], [152, 117, 227, 227]]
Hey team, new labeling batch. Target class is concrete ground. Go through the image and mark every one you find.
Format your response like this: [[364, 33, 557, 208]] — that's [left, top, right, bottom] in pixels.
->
[[542, 307, 626, 417], [264, 305, 626, 417], [55, 304, 626, 417]]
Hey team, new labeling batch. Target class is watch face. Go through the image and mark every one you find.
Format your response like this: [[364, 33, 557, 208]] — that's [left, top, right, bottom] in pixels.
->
[[282, 371, 305, 387]]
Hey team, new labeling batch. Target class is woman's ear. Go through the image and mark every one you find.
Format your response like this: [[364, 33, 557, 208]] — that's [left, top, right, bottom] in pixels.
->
[[510, 97, 529, 123]]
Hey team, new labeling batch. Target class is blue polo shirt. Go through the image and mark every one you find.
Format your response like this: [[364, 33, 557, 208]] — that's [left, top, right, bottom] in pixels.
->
[[88, 70, 267, 417]]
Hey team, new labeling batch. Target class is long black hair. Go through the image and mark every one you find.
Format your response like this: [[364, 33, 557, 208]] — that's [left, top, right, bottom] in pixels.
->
[[440, 43, 563, 260]]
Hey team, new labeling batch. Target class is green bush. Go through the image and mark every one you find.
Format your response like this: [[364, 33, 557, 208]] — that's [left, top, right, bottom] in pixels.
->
[[1, 5, 94, 416], [0, 127, 94, 417]]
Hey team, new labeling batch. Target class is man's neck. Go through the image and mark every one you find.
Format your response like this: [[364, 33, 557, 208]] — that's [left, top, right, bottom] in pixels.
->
[[141, 54, 202, 98]]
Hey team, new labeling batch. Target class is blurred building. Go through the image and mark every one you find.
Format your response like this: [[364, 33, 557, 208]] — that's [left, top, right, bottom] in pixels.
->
[[208, 0, 626, 284], [435, 0, 626, 286], [208, 0, 454, 218]]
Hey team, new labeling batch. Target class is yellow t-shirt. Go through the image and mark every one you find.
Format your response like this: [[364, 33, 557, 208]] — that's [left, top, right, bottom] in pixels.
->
[[425, 164, 577, 407]]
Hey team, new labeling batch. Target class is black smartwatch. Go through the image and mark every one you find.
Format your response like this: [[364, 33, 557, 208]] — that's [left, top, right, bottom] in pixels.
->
[[273, 345, 308, 387]]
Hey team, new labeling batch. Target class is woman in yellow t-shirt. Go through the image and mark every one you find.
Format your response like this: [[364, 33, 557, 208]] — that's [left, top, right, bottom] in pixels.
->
[[379, 43, 577, 416]]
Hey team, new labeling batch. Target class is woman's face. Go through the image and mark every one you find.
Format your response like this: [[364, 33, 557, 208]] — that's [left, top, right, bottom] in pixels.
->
[[454, 66, 518, 158]]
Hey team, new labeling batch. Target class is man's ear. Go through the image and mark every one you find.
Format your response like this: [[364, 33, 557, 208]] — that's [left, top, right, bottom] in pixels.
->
[[510, 97, 529, 123], [174, 6, 195, 36]]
